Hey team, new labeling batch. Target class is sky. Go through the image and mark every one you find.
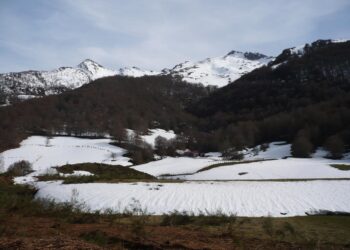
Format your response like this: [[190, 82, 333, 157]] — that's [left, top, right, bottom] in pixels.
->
[[0, 0, 350, 73]]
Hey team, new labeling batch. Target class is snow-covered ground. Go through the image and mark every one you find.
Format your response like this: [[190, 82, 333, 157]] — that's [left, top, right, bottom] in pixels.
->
[[2, 137, 350, 217], [141, 129, 176, 147], [36, 180, 350, 217], [133, 142, 350, 180], [179, 157, 350, 180], [132, 156, 220, 177], [0, 136, 131, 175]]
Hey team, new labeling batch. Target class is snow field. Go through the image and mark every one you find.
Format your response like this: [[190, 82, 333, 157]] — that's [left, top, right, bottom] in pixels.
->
[[35, 180, 350, 217], [0, 136, 131, 175]]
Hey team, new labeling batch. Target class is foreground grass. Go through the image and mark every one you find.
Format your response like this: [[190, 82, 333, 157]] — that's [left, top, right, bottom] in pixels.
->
[[37, 163, 156, 184], [1, 175, 350, 249], [330, 164, 350, 171]]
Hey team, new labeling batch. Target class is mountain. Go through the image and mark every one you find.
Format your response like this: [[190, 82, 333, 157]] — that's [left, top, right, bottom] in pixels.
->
[[0, 59, 159, 105], [0, 59, 117, 104], [0, 50, 273, 105], [191, 39, 350, 118], [163, 51, 274, 87]]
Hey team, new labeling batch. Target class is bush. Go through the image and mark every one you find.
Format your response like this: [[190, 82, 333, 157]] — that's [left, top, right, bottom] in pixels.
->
[[291, 136, 313, 158], [324, 135, 345, 159], [6, 160, 33, 176], [222, 148, 244, 160], [161, 211, 193, 226]]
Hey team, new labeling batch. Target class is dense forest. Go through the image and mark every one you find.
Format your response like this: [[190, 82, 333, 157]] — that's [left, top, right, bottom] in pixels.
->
[[0, 40, 350, 159]]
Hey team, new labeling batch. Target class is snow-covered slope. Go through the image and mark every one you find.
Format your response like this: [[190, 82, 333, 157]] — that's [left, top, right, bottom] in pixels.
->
[[163, 51, 274, 87]]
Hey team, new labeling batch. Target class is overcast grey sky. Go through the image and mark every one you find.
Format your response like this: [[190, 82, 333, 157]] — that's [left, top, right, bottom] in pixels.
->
[[0, 0, 349, 73]]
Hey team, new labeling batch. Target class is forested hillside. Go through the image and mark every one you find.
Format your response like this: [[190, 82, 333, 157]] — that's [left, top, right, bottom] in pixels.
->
[[188, 40, 350, 156], [0, 75, 211, 152]]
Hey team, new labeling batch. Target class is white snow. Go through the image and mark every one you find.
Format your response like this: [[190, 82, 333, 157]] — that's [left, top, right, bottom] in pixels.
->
[[165, 142, 350, 180], [132, 156, 219, 177], [4, 137, 350, 218], [60, 170, 94, 177], [0, 136, 131, 176], [331, 39, 349, 43], [289, 45, 305, 56], [141, 129, 176, 147], [243, 142, 291, 160], [126, 128, 176, 148], [180, 157, 350, 181], [118, 67, 159, 77], [35, 180, 350, 217]]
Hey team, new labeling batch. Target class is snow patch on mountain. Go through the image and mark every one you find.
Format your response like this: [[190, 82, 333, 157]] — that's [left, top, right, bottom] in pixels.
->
[[119, 67, 159, 77]]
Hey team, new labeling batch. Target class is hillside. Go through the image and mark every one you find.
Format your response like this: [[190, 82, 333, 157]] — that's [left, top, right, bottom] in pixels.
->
[[0, 75, 210, 152], [187, 39, 350, 151]]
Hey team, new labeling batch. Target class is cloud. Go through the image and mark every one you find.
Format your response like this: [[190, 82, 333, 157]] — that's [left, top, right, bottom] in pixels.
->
[[0, 0, 349, 72]]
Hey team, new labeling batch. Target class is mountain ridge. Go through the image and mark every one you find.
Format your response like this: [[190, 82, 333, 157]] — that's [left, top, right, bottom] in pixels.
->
[[0, 49, 274, 104]]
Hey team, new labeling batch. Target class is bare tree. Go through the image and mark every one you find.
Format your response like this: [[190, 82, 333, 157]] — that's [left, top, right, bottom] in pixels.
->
[[45, 135, 52, 147], [110, 152, 117, 161]]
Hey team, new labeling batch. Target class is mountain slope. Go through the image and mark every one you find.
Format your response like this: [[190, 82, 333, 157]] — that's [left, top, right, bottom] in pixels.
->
[[163, 51, 274, 87]]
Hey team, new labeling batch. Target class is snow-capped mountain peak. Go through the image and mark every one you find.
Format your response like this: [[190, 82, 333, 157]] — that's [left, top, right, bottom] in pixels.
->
[[164, 50, 274, 87], [77, 59, 117, 80]]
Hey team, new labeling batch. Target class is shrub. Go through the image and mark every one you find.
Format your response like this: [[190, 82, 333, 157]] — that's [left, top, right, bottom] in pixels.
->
[[324, 135, 345, 159], [6, 160, 33, 176], [222, 148, 244, 160], [291, 136, 313, 158], [161, 211, 193, 226], [260, 143, 269, 152]]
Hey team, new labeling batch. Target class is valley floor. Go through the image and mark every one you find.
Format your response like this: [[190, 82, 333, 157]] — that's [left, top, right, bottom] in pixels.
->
[[1, 136, 350, 218]]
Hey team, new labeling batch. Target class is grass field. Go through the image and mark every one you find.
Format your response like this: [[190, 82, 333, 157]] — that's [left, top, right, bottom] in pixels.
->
[[330, 164, 350, 171], [37, 163, 156, 183]]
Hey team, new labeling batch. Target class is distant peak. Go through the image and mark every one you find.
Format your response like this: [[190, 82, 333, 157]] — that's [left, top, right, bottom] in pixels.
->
[[226, 50, 244, 56], [226, 50, 269, 60], [78, 59, 103, 68]]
